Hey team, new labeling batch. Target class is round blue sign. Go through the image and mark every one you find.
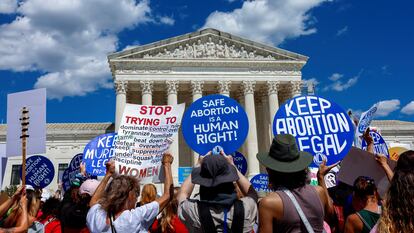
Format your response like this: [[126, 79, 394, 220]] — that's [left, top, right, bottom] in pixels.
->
[[361, 131, 389, 158], [250, 174, 271, 193], [182, 94, 249, 155], [83, 133, 117, 176], [273, 96, 355, 167], [20, 155, 55, 189], [358, 105, 378, 134], [231, 151, 247, 175], [62, 153, 83, 192]]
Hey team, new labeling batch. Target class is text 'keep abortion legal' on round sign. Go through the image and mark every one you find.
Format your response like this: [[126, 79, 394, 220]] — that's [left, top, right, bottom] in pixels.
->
[[273, 96, 354, 167], [20, 155, 54, 189], [83, 133, 117, 176], [361, 130, 389, 158], [182, 94, 249, 155]]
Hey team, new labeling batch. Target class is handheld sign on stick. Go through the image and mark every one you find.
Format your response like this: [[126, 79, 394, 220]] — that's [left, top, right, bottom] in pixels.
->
[[19, 107, 29, 186]]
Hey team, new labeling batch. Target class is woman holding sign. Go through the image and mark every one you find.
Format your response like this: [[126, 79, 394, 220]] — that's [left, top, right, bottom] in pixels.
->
[[86, 153, 174, 233], [257, 134, 333, 233]]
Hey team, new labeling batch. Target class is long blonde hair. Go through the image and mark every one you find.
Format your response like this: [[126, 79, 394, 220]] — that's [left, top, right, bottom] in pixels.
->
[[378, 151, 414, 233], [160, 187, 180, 233], [140, 183, 157, 205]]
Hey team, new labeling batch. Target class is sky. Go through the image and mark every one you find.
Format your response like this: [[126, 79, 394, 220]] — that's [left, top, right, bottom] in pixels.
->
[[0, 0, 413, 124]]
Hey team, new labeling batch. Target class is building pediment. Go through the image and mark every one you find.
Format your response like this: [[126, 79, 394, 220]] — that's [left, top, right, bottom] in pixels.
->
[[109, 28, 308, 62]]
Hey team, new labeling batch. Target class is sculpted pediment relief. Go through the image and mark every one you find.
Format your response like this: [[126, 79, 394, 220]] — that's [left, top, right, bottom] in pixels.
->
[[111, 29, 307, 62]]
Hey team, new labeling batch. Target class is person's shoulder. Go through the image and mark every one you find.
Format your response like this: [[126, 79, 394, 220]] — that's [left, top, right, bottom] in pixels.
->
[[345, 213, 362, 230], [260, 192, 283, 208]]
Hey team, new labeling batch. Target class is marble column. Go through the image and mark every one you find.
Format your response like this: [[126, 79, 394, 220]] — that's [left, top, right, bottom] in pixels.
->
[[190, 81, 204, 165], [115, 81, 127, 132], [217, 80, 231, 97], [267, 81, 280, 132], [166, 81, 179, 183], [291, 81, 303, 97], [141, 81, 153, 105], [241, 81, 260, 179]]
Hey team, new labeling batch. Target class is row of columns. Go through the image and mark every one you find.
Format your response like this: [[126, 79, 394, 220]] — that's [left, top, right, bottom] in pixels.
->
[[115, 80, 303, 180]]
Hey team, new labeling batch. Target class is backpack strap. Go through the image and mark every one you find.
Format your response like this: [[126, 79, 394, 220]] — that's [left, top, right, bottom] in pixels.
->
[[230, 200, 244, 233], [197, 201, 217, 233], [109, 212, 117, 233], [283, 189, 326, 233], [356, 212, 373, 231]]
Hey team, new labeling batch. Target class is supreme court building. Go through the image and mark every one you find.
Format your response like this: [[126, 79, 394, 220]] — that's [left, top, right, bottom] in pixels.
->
[[1, 29, 413, 191]]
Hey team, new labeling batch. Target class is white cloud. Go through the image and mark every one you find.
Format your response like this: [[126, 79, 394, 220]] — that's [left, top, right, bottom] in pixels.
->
[[336, 26, 348, 36], [203, 0, 330, 46], [401, 101, 414, 115], [323, 71, 361, 92], [158, 16, 175, 26], [328, 73, 343, 81], [376, 99, 400, 117], [0, 0, 17, 14], [0, 0, 173, 100]]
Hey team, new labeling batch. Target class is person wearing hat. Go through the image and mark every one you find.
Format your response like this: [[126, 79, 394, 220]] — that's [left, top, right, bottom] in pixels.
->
[[257, 134, 333, 233], [177, 151, 258, 233]]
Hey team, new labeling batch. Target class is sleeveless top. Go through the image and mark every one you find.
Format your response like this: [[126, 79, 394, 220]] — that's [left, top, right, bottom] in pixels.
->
[[274, 185, 325, 233], [356, 209, 380, 233]]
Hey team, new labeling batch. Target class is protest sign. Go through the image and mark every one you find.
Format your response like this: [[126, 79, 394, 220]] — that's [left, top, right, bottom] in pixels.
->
[[361, 130, 389, 157], [356, 103, 378, 140], [309, 167, 319, 186], [20, 155, 54, 189], [7, 89, 46, 157], [388, 146, 409, 161], [83, 133, 117, 176], [250, 174, 271, 193], [182, 94, 249, 155], [114, 104, 185, 183], [231, 151, 247, 175], [178, 167, 192, 184], [0, 144, 5, 187], [273, 96, 354, 167], [337, 147, 396, 197], [62, 153, 83, 192]]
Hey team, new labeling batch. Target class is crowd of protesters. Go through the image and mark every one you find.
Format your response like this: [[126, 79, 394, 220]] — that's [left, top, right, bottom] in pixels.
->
[[0, 131, 413, 233]]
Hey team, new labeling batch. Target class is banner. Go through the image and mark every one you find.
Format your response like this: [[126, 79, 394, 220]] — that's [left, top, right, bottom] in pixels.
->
[[361, 130, 389, 157], [20, 155, 54, 189], [250, 174, 271, 193], [231, 151, 247, 175], [182, 94, 249, 155], [83, 133, 117, 176], [356, 103, 378, 140], [273, 96, 354, 167], [114, 104, 185, 183], [7, 88, 46, 157], [62, 153, 83, 191]]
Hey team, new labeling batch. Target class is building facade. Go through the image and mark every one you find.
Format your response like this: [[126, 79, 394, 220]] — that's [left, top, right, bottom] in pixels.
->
[[1, 29, 413, 190]]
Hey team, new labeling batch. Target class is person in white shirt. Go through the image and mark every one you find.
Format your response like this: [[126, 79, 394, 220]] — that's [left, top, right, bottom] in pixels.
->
[[86, 153, 174, 233]]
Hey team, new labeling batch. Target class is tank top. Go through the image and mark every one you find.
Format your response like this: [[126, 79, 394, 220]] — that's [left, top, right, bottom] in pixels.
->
[[356, 209, 380, 233], [274, 185, 325, 233]]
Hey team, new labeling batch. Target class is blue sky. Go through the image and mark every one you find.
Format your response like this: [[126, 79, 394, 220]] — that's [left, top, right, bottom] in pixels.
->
[[0, 0, 413, 123]]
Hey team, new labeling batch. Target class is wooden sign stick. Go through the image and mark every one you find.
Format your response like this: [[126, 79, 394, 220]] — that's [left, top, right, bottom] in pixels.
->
[[20, 107, 29, 187]]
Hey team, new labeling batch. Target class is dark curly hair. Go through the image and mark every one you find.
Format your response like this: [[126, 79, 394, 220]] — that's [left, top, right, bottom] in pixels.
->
[[378, 150, 414, 233], [99, 175, 140, 215]]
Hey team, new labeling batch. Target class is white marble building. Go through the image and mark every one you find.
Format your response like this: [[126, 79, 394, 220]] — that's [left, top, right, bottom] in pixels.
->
[[1, 29, 413, 190]]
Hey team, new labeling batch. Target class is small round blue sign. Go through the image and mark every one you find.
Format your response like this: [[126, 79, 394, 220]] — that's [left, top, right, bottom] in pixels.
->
[[62, 153, 83, 192], [273, 96, 354, 167], [182, 94, 249, 155], [358, 105, 378, 134], [361, 131, 389, 158], [83, 133, 117, 176], [231, 151, 247, 175], [250, 174, 270, 193], [20, 155, 55, 189]]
